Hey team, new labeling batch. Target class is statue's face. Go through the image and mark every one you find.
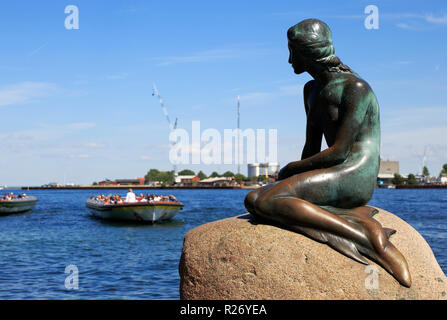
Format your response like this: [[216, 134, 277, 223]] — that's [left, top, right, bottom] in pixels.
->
[[288, 42, 305, 74]]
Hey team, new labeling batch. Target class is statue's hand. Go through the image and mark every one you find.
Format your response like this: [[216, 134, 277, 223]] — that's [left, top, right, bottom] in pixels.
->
[[278, 164, 292, 180], [278, 161, 305, 180]]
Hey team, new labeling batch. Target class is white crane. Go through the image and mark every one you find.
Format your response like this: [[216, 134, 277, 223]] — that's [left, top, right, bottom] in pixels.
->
[[152, 83, 178, 175]]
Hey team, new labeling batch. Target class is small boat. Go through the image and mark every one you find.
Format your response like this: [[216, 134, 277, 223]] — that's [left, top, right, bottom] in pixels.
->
[[0, 196, 38, 215], [86, 199, 184, 223]]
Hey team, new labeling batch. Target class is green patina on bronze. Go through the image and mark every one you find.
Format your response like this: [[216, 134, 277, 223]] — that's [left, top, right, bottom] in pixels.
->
[[245, 19, 411, 287]]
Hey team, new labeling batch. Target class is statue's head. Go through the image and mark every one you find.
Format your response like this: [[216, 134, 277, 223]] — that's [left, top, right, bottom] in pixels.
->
[[287, 19, 337, 74]]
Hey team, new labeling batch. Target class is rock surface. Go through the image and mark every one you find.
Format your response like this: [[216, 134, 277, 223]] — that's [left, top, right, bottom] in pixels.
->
[[179, 208, 447, 300]]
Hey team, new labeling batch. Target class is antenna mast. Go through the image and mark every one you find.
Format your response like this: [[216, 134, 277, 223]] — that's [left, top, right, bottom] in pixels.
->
[[421, 145, 428, 176], [237, 95, 241, 175]]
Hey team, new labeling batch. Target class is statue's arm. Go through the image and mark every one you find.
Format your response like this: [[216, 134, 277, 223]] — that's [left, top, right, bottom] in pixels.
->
[[278, 81, 370, 180], [301, 81, 322, 160]]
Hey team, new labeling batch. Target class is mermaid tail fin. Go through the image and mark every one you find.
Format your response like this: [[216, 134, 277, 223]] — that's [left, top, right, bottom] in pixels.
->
[[306, 205, 411, 287], [383, 227, 397, 239], [361, 241, 412, 287], [321, 205, 379, 218], [293, 225, 369, 265]]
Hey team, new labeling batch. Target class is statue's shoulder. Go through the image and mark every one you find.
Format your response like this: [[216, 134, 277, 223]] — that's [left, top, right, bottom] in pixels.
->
[[342, 74, 374, 96]]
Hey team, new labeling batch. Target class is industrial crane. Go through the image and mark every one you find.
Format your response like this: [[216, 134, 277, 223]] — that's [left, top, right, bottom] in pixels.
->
[[152, 83, 178, 175]]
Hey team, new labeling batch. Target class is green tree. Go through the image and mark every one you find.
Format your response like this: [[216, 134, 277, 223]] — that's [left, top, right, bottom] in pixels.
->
[[440, 163, 447, 175], [222, 171, 235, 178], [391, 173, 404, 186], [178, 169, 195, 176], [423, 166, 430, 177], [144, 169, 174, 185], [209, 171, 220, 178], [234, 174, 247, 182], [197, 171, 207, 180], [145, 169, 160, 183], [92, 181, 98, 186], [158, 171, 175, 184], [407, 173, 418, 185]]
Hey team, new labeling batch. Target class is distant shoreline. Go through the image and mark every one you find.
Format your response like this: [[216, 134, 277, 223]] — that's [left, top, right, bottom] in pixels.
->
[[9, 184, 447, 191], [20, 185, 259, 190], [396, 185, 447, 189]]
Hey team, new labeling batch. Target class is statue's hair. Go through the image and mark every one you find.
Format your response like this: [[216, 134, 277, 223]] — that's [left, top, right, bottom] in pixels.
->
[[287, 19, 352, 73]]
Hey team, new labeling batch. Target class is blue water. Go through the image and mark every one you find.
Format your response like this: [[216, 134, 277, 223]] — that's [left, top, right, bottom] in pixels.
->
[[0, 188, 445, 299]]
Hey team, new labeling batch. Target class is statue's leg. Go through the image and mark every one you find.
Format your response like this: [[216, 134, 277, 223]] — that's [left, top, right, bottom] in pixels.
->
[[244, 182, 277, 215], [244, 169, 411, 287]]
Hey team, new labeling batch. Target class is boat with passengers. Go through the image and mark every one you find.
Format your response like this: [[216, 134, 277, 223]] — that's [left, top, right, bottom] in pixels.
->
[[86, 192, 184, 223], [0, 193, 38, 215]]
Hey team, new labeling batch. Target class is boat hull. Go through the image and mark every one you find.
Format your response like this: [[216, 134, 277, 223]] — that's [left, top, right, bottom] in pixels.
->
[[0, 197, 38, 215], [86, 199, 183, 223]]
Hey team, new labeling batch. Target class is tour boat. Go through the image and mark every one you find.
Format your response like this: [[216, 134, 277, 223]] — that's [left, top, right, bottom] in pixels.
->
[[86, 199, 184, 223], [0, 196, 38, 215]]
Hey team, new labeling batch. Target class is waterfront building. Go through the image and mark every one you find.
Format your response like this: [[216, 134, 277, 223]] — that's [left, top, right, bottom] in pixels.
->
[[378, 160, 399, 178], [98, 178, 145, 186], [198, 177, 234, 187], [377, 160, 400, 186], [247, 162, 280, 178], [174, 175, 200, 186]]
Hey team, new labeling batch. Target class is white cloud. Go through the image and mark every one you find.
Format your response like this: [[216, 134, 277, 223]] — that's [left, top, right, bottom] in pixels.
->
[[104, 73, 128, 80], [380, 106, 447, 174], [237, 83, 303, 107], [425, 14, 447, 24], [396, 23, 411, 30], [156, 49, 241, 66], [279, 84, 303, 96], [0, 82, 58, 107], [155, 44, 274, 66], [28, 42, 48, 57], [84, 142, 105, 148], [66, 122, 96, 130]]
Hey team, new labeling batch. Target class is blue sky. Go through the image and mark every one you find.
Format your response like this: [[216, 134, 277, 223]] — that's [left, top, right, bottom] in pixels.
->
[[1, 0, 447, 185]]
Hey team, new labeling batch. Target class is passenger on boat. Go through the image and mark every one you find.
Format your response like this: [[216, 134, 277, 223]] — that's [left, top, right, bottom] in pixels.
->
[[138, 194, 148, 202], [1, 193, 15, 201], [125, 188, 136, 203], [90, 193, 178, 204]]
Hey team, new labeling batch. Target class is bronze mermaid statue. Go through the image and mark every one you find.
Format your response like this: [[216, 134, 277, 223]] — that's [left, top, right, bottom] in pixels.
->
[[244, 19, 411, 287]]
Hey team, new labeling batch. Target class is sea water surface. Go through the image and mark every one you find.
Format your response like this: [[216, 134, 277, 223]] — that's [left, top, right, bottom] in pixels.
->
[[0, 188, 446, 299]]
